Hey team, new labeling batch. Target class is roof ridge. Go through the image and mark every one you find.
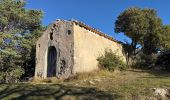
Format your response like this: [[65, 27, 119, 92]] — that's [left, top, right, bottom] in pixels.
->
[[71, 19, 120, 43]]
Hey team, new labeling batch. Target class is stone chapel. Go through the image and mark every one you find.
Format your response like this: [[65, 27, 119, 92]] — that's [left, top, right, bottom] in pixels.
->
[[35, 19, 126, 78]]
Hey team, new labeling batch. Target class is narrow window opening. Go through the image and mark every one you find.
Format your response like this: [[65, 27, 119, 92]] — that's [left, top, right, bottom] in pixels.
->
[[67, 30, 71, 35], [38, 44, 40, 47], [50, 32, 53, 40], [53, 24, 56, 28]]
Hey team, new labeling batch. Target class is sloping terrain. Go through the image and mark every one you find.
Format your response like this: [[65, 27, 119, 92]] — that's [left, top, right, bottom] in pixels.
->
[[0, 69, 170, 100]]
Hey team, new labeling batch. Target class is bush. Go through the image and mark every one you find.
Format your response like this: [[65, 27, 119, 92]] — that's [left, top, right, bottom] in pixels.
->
[[155, 49, 170, 70], [0, 66, 24, 83], [97, 50, 127, 71], [135, 53, 157, 69]]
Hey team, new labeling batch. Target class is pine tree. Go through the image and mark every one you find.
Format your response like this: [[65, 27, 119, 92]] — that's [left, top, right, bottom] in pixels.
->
[[0, 0, 44, 83]]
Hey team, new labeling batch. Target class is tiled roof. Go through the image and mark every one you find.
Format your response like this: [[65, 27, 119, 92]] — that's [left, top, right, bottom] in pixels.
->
[[72, 20, 120, 43]]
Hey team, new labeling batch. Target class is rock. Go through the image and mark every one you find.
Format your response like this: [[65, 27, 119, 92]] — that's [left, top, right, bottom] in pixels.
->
[[28, 77, 33, 81], [61, 89, 65, 93], [153, 88, 168, 97], [89, 80, 95, 85]]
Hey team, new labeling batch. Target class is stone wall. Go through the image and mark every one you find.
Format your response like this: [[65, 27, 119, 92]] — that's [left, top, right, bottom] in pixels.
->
[[35, 20, 74, 78], [73, 23, 126, 73]]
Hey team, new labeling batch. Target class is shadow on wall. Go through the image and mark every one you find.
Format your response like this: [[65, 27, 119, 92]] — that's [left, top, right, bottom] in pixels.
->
[[0, 84, 120, 100]]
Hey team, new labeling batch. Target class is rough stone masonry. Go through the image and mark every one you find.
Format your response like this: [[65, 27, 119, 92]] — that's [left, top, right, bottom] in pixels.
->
[[35, 19, 126, 78]]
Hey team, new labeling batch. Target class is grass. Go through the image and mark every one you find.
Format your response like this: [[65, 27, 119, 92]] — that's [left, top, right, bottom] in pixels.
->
[[1, 69, 170, 100]]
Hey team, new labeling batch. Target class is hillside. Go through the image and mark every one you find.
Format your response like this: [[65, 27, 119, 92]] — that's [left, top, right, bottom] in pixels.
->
[[0, 69, 170, 100]]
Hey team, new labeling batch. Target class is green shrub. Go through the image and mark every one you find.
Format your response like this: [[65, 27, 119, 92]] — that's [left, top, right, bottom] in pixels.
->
[[135, 53, 157, 69], [97, 50, 127, 71], [155, 49, 170, 70], [0, 66, 24, 83]]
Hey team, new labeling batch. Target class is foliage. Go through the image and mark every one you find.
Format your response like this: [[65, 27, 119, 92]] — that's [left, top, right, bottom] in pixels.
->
[[135, 52, 157, 69], [0, 66, 24, 83], [0, 0, 44, 82], [155, 49, 170, 70], [115, 7, 169, 64], [97, 50, 126, 71], [115, 7, 149, 60], [141, 9, 163, 55], [159, 25, 170, 49]]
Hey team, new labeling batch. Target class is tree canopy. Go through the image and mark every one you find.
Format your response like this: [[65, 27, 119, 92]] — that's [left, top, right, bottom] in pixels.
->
[[0, 0, 44, 82], [115, 7, 170, 67], [115, 7, 170, 62]]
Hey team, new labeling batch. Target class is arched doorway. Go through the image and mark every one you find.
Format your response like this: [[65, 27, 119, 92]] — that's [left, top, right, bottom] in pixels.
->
[[47, 46, 57, 77]]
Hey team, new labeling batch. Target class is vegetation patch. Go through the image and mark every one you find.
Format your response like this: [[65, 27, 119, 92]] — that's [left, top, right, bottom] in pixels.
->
[[97, 50, 127, 71]]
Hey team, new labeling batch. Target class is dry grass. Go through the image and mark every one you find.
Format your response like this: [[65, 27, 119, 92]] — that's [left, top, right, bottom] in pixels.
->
[[1, 69, 170, 100]]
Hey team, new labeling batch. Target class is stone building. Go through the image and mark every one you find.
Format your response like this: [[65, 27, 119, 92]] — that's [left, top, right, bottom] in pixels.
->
[[35, 19, 126, 78]]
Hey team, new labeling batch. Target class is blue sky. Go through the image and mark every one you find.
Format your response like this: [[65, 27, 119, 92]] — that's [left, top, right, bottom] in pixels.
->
[[26, 0, 170, 42]]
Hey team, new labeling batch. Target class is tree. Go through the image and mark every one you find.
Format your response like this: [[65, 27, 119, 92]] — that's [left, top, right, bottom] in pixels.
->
[[115, 7, 164, 65], [0, 0, 43, 82], [115, 7, 149, 64], [154, 26, 170, 70]]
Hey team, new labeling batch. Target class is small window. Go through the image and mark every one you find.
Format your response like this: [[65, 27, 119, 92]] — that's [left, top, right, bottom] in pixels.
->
[[53, 24, 56, 28], [67, 30, 71, 35], [50, 32, 53, 40], [38, 44, 40, 47]]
